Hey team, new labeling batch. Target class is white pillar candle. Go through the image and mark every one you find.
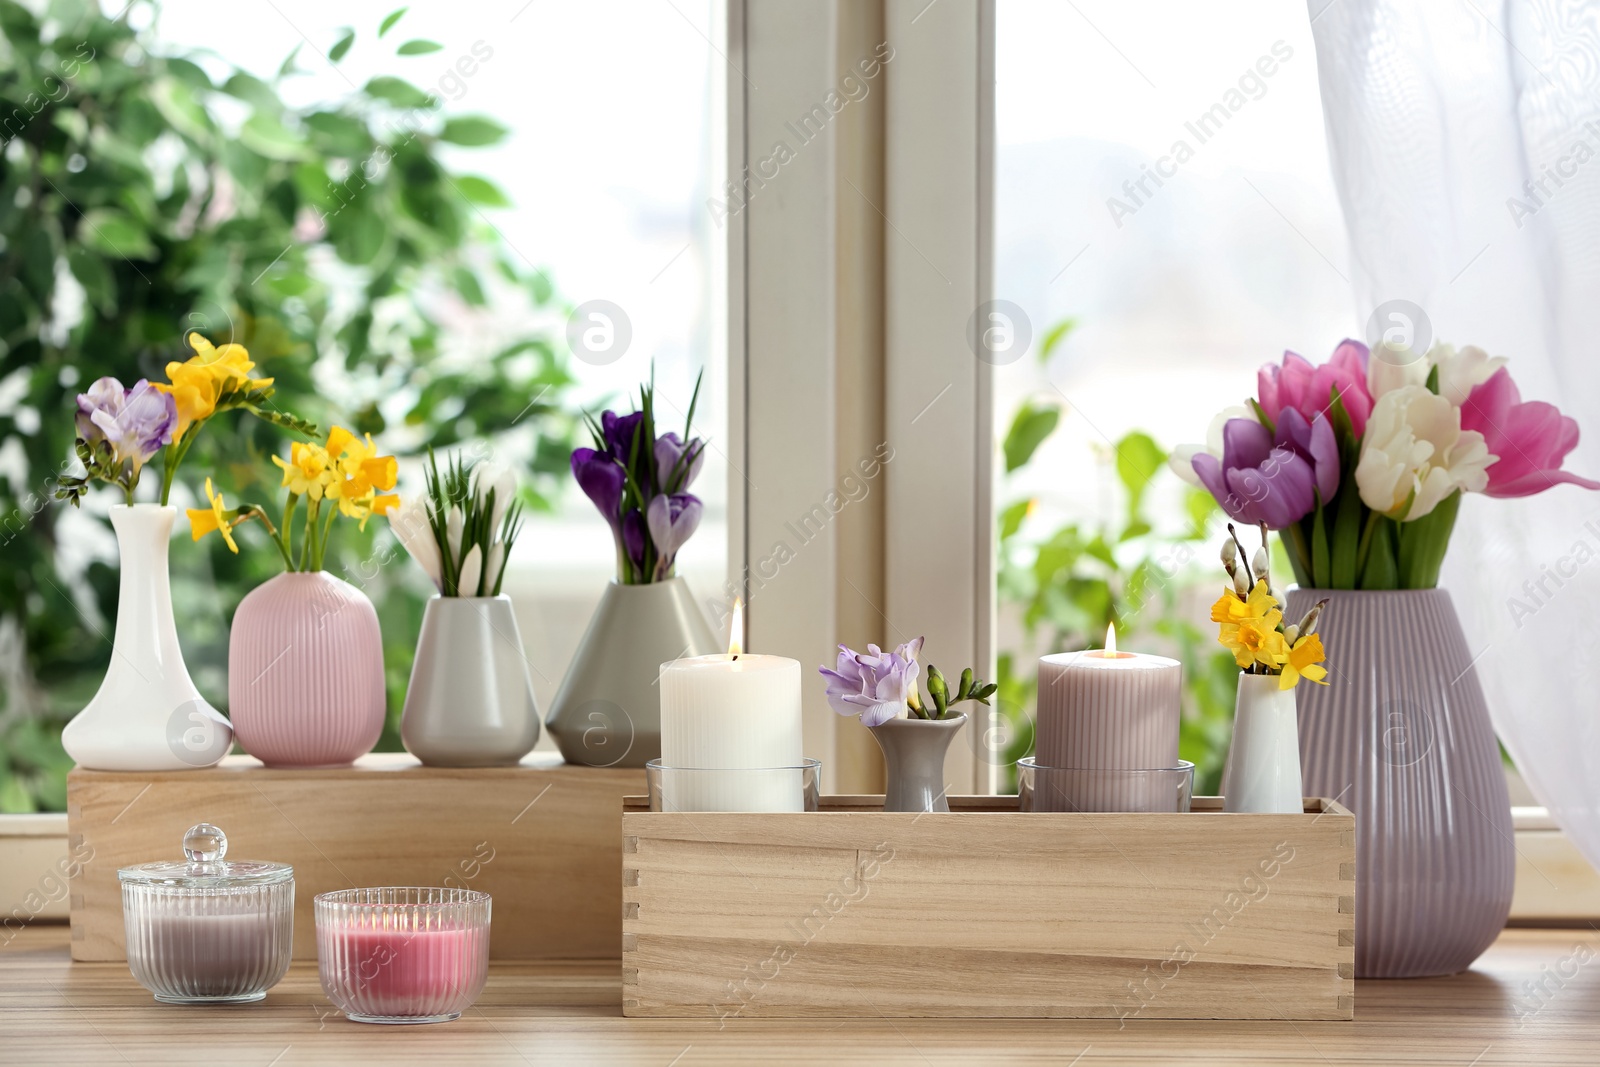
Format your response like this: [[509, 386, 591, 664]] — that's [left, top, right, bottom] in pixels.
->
[[658, 603, 805, 811], [1035, 625, 1181, 810]]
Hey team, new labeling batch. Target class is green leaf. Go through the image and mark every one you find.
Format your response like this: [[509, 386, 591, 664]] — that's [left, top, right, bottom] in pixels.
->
[[148, 77, 213, 142], [67, 245, 115, 315], [1425, 363, 1441, 395], [1311, 496, 1330, 588], [1361, 519, 1399, 590], [439, 116, 509, 146], [1113, 430, 1165, 520], [998, 499, 1030, 543], [1183, 487, 1217, 539], [329, 29, 355, 63], [453, 175, 511, 207], [239, 112, 311, 161], [303, 111, 372, 156], [1329, 471, 1363, 589], [221, 71, 282, 113], [77, 208, 155, 260], [364, 75, 436, 109], [278, 42, 303, 78], [1002, 399, 1060, 473], [379, 6, 408, 36], [451, 266, 486, 307], [1248, 397, 1275, 434], [1037, 317, 1076, 364], [397, 39, 443, 55]]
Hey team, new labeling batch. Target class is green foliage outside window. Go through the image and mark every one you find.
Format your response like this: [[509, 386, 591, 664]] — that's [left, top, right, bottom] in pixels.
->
[[0, 1, 579, 811]]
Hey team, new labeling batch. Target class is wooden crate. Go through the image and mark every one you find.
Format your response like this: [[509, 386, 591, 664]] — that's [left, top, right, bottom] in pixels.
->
[[622, 795, 1355, 1020], [68, 753, 642, 962]]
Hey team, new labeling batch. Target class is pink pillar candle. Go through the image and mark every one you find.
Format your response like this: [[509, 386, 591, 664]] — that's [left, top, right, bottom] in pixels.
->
[[1035, 647, 1182, 770]]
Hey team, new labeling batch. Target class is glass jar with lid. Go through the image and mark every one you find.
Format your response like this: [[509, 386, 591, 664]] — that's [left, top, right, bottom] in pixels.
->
[[118, 823, 293, 1003]]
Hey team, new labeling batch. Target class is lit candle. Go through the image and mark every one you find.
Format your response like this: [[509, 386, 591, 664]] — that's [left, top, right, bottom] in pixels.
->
[[1035, 623, 1181, 771], [658, 600, 805, 811]]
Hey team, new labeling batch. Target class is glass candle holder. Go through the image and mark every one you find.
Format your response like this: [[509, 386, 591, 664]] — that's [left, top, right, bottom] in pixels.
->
[[118, 823, 293, 1004], [1017, 758, 1196, 813], [315, 887, 491, 1024], [646, 758, 822, 812]]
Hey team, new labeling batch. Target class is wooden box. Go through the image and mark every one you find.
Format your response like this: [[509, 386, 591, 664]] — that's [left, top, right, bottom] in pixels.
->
[[622, 795, 1355, 1020], [68, 753, 642, 962]]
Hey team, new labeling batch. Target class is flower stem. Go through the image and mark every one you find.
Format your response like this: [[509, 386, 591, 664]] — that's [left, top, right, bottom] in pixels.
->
[[299, 498, 318, 572]]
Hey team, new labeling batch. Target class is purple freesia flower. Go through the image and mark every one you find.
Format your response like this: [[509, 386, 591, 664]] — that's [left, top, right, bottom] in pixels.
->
[[621, 508, 647, 566], [655, 432, 705, 492], [1191, 412, 1338, 529], [571, 447, 625, 529], [647, 492, 702, 579], [76, 377, 176, 471], [818, 637, 924, 727]]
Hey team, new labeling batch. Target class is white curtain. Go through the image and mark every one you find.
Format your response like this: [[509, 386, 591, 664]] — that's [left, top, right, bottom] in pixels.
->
[[1310, 0, 1600, 871]]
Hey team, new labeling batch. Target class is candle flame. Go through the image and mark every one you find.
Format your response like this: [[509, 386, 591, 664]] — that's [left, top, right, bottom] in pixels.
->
[[1105, 622, 1116, 656], [728, 597, 744, 657]]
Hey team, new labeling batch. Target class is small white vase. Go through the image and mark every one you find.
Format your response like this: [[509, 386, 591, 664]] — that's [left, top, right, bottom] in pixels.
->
[[1222, 673, 1303, 813], [401, 595, 540, 767], [61, 504, 232, 771]]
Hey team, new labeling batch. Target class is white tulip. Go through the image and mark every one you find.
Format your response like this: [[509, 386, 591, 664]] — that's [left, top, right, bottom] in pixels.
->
[[457, 543, 483, 598], [1355, 385, 1494, 520], [1428, 343, 1507, 406], [1170, 403, 1253, 486], [387, 500, 443, 593], [1366, 342, 1429, 399]]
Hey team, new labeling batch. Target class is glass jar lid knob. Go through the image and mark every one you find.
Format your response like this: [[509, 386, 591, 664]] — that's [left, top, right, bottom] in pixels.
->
[[182, 823, 227, 864]]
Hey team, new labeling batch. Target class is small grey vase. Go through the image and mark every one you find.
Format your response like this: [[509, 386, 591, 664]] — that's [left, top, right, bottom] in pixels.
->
[[545, 577, 720, 767], [401, 595, 540, 767], [868, 713, 967, 813]]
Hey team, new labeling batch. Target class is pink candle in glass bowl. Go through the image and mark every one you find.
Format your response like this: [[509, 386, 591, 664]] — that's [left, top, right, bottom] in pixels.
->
[[1035, 625, 1182, 770], [315, 888, 490, 1024]]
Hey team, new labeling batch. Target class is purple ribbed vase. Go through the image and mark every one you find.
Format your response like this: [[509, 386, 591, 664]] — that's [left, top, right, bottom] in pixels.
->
[[1287, 587, 1514, 978], [229, 572, 386, 768]]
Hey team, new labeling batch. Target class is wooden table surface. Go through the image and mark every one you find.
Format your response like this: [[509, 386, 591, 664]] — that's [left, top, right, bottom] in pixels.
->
[[3, 923, 1597, 1065]]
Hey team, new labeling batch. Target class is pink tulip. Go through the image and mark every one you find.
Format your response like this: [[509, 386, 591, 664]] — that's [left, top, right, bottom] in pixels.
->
[[1459, 368, 1600, 497], [1258, 339, 1374, 437]]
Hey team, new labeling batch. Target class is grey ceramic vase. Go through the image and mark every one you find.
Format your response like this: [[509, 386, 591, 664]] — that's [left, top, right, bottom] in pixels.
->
[[401, 595, 540, 767], [1287, 587, 1514, 978], [546, 577, 719, 767], [868, 713, 967, 813]]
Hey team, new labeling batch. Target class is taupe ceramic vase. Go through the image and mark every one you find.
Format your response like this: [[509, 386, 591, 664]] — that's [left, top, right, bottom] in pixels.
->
[[868, 713, 967, 813], [1287, 587, 1514, 978], [402, 595, 540, 767], [545, 577, 719, 767]]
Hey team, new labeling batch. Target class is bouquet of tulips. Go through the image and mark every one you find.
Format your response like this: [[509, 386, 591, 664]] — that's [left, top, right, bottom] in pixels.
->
[[57, 333, 313, 507], [570, 371, 706, 584], [1174, 340, 1600, 589], [1212, 523, 1329, 689], [188, 426, 398, 571]]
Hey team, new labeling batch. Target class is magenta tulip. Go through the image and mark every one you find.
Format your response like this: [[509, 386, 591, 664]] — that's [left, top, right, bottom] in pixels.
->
[[1258, 339, 1373, 437], [1459, 368, 1600, 497]]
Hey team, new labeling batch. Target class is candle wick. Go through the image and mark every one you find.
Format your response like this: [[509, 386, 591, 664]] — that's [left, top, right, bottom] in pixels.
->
[[732, 654, 739, 661]]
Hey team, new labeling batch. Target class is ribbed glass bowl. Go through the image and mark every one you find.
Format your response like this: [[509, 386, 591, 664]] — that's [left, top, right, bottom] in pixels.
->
[[314, 887, 491, 1024]]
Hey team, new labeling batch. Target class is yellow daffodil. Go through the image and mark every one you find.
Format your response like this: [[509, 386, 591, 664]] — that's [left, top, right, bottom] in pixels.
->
[[186, 478, 240, 553], [362, 493, 401, 530], [272, 441, 333, 500], [1216, 579, 1287, 670], [1280, 632, 1330, 689], [321, 425, 399, 524]]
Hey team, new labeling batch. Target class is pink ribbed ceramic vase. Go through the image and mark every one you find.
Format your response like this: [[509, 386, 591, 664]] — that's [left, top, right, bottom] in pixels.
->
[[228, 571, 386, 767], [1287, 587, 1514, 978]]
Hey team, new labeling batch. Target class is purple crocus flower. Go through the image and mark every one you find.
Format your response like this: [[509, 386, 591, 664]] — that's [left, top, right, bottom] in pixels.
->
[[621, 508, 647, 566], [76, 377, 176, 471], [601, 410, 646, 463], [818, 637, 924, 727], [571, 447, 625, 529], [647, 492, 702, 578], [655, 432, 705, 492], [1191, 412, 1337, 529]]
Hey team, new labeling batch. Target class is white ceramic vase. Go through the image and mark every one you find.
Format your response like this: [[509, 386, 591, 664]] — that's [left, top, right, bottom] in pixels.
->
[[1222, 673, 1303, 813], [401, 595, 540, 767], [61, 504, 233, 771]]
